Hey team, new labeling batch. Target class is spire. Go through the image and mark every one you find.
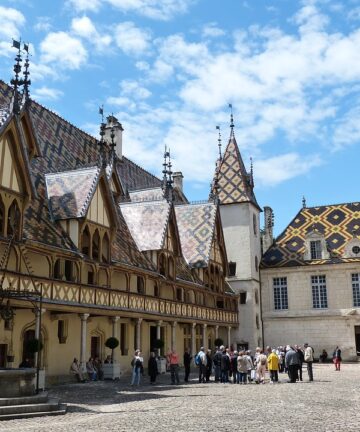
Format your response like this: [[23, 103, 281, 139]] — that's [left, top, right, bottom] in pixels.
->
[[162, 145, 173, 201], [10, 39, 24, 115], [22, 43, 31, 102], [249, 157, 254, 188], [229, 103, 234, 138], [302, 196, 307, 209], [98, 105, 107, 169], [216, 125, 222, 160]]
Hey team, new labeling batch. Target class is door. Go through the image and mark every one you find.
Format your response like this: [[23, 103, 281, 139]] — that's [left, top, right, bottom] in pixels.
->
[[355, 326, 360, 356], [91, 336, 100, 359], [0, 344, 7, 367], [23, 329, 36, 366]]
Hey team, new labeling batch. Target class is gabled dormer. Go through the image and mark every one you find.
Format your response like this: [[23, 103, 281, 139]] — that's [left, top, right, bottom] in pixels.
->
[[303, 230, 330, 261]]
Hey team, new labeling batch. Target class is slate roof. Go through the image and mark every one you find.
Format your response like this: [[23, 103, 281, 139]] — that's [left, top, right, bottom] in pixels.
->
[[115, 157, 161, 193], [214, 135, 259, 208], [175, 203, 217, 268], [262, 202, 360, 268], [119, 200, 171, 251], [45, 166, 100, 220]]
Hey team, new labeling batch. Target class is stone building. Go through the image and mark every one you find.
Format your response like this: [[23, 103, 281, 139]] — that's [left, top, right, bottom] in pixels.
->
[[0, 67, 237, 383], [261, 202, 360, 360]]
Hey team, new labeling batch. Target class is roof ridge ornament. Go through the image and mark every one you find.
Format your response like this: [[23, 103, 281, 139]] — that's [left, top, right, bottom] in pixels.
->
[[229, 103, 235, 138], [216, 125, 222, 160], [10, 39, 25, 115], [302, 196, 307, 209]]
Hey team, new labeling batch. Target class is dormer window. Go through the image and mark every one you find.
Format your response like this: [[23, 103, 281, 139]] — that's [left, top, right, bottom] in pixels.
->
[[344, 238, 360, 258], [310, 240, 322, 260], [304, 231, 329, 261]]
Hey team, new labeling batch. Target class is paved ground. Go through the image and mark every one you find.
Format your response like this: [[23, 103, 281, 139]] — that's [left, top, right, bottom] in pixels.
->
[[1, 363, 360, 431]]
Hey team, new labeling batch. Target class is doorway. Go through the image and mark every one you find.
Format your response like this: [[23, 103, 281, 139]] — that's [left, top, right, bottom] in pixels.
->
[[355, 326, 360, 356], [91, 336, 100, 359], [0, 344, 7, 367], [22, 329, 36, 366]]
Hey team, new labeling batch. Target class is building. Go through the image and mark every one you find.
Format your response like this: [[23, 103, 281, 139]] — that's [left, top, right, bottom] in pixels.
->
[[0, 54, 238, 383], [211, 119, 263, 351], [261, 202, 360, 360]]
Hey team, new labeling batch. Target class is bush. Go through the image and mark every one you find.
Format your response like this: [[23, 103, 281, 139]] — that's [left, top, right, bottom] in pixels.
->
[[26, 338, 43, 353], [105, 337, 119, 350]]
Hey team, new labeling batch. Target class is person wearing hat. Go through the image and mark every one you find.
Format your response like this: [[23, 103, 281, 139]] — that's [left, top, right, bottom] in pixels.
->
[[304, 343, 314, 381]]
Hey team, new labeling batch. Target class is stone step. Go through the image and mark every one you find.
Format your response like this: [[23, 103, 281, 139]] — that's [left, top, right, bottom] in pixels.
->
[[0, 392, 49, 407], [0, 406, 67, 421], [0, 399, 61, 416]]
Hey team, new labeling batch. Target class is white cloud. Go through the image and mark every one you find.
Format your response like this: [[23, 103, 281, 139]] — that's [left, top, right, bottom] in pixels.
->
[[121, 80, 151, 99], [114, 22, 151, 56], [34, 17, 52, 32], [333, 105, 360, 150], [202, 23, 225, 38], [40, 32, 88, 70], [255, 153, 323, 187], [0, 6, 25, 40], [32, 86, 64, 101], [66, 0, 102, 12], [71, 16, 111, 50]]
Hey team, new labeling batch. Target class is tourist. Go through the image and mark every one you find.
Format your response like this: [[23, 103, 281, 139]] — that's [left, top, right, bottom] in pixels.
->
[[86, 357, 97, 381], [237, 350, 250, 384], [333, 346, 342, 371], [197, 347, 207, 383], [104, 355, 112, 364], [69, 358, 85, 383], [130, 349, 143, 386], [183, 347, 192, 383], [213, 347, 222, 382], [319, 349, 328, 363], [267, 349, 279, 383], [277, 346, 285, 373], [167, 349, 180, 385], [256, 349, 267, 384], [148, 351, 158, 384], [245, 350, 254, 383], [304, 343, 314, 381], [220, 345, 230, 383], [94, 357, 103, 380], [230, 350, 238, 383], [205, 349, 213, 382], [285, 346, 300, 383], [295, 345, 304, 381]]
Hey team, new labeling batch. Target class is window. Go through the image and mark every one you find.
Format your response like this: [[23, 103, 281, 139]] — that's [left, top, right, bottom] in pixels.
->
[[81, 226, 90, 256], [54, 259, 62, 279], [57, 320, 67, 344], [310, 240, 322, 260], [216, 299, 224, 309], [120, 323, 128, 356], [240, 292, 247, 304], [352, 273, 360, 307], [92, 230, 100, 261], [159, 254, 166, 276], [0, 196, 4, 236], [64, 260, 74, 281], [137, 276, 144, 294], [273, 277, 288, 310], [154, 284, 159, 297], [311, 275, 327, 308], [87, 269, 94, 285], [254, 289, 259, 305], [255, 256, 258, 272], [176, 288, 183, 301], [352, 246, 360, 255], [256, 314, 260, 329], [228, 262, 236, 277], [7, 200, 20, 237], [168, 257, 175, 280], [102, 233, 110, 263], [253, 214, 257, 236]]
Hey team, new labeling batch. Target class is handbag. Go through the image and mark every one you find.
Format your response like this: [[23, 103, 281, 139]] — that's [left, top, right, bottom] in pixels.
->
[[251, 369, 256, 380]]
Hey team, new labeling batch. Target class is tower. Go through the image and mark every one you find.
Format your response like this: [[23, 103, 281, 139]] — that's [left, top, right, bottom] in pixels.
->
[[212, 109, 262, 350]]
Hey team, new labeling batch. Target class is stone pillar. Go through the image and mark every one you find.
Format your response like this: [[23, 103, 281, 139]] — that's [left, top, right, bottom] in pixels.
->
[[80, 314, 90, 372], [227, 326, 232, 348], [156, 320, 162, 339], [34, 308, 46, 367], [191, 323, 196, 355], [202, 324, 207, 349], [136, 318, 142, 350], [215, 325, 219, 340], [111, 316, 120, 363], [171, 322, 177, 350]]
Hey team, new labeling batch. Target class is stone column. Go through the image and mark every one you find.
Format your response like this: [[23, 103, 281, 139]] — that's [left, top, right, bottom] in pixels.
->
[[156, 320, 162, 339], [191, 323, 196, 355], [111, 316, 120, 363], [171, 322, 177, 350], [80, 314, 90, 372], [227, 326, 232, 348], [34, 308, 45, 367], [136, 318, 142, 350], [215, 325, 219, 340], [202, 324, 207, 349]]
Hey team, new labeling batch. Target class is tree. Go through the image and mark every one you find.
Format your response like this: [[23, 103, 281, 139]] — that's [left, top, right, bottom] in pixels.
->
[[105, 337, 119, 362]]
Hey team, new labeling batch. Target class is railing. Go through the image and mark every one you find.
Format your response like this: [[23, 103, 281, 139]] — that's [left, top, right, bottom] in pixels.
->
[[1, 271, 238, 324]]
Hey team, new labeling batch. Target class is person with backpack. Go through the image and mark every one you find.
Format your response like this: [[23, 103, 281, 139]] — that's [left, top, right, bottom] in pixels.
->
[[130, 349, 144, 386], [237, 351, 250, 384], [213, 347, 222, 382], [195, 347, 207, 383], [333, 346, 342, 371], [256, 350, 267, 384]]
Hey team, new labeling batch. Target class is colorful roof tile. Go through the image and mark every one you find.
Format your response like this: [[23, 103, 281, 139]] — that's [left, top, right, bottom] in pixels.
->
[[119, 201, 171, 251], [129, 187, 165, 203], [45, 167, 100, 220], [262, 202, 360, 268], [175, 203, 217, 268], [214, 135, 259, 208]]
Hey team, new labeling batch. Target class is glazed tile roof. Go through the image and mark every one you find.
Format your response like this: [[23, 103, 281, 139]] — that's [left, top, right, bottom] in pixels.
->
[[175, 203, 217, 268], [45, 167, 100, 220], [214, 135, 259, 208], [119, 201, 171, 251], [262, 202, 360, 268], [115, 157, 161, 193], [129, 187, 165, 203]]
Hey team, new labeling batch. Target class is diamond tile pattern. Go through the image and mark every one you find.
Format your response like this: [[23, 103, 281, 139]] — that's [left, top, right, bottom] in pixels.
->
[[175, 203, 217, 268], [262, 202, 360, 268]]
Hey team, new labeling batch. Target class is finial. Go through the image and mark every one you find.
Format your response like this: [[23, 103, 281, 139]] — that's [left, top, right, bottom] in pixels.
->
[[162, 144, 169, 188], [229, 103, 234, 137], [216, 125, 222, 160], [98, 106, 106, 168], [22, 43, 31, 101], [302, 196, 306, 209], [250, 157, 254, 187], [10, 39, 24, 115], [99, 105, 104, 123]]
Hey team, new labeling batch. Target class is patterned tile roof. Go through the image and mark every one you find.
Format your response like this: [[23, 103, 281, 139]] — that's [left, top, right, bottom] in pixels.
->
[[119, 201, 171, 251], [214, 135, 259, 208], [45, 167, 100, 220], [129, 187, 165, 203], [175, 203, 217, 268], [115, 157, 162, 193], [262, 202, 360, 268]]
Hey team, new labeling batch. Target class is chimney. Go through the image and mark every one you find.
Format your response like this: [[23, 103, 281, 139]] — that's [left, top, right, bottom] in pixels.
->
[[104, 115, 124, 160], [262, 206, 274, 253], [172, 172, 184, 192]]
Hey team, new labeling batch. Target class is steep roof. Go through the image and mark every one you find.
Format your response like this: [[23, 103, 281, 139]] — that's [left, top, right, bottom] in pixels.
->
[[262, 202, 360, 268], [214, 135, 259, 208], [175, 202, 217, 268], [115, 157, 162, 193]]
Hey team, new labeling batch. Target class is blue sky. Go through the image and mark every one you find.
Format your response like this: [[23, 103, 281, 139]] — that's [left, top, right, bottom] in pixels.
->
[[1, 0, 360, 235]]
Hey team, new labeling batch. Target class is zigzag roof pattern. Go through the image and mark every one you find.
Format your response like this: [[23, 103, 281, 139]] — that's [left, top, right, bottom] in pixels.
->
[[262, 202, 360, 268]]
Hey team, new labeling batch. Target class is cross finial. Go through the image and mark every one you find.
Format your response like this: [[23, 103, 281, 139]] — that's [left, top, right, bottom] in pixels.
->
[[302, 196, 306, 209], [216, 125, 222, 160], [10, 39, 24, 115], [229, 103, 234, 137]]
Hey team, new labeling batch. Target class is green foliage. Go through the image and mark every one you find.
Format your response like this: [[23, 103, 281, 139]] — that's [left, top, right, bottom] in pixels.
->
[[105, 337, 119, 350]]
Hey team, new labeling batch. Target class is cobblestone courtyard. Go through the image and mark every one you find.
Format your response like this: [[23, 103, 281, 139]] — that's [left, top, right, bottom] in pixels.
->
[[1, 363, 360, 432]]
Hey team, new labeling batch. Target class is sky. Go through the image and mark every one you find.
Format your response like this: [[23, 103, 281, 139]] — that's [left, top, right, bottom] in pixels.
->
[[1, 0, 360, 235]]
